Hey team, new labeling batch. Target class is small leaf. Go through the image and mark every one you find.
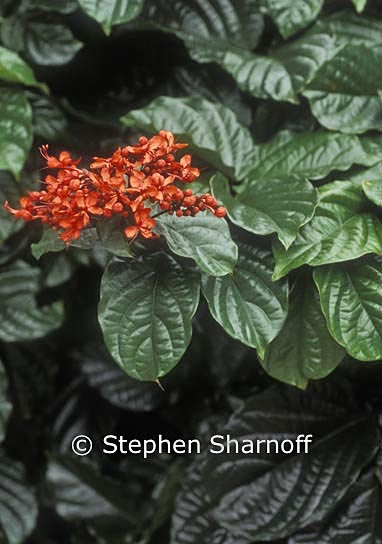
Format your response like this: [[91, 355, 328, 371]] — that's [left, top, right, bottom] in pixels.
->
[[202, 244, 288, 358], [0, 261, 64, 341], [29, 92, 67, 140], [98, 253, 200, 381], [122, 96, 255, 180], [247, 130, 378, 183], [31, 227, 66, 260], [0, 45, 38, 86], [273, 181, 382, 280], [261, 273, 345, 388], [264, 0, 324, 38], [0, 450, 38, 544], [96, 216, 133, 258], [0, 86, 32, 179], [156, 212, 237, 277], [211, 173, 317, 249], [78, 0, 144, 34], [314, 257, 382, 361]]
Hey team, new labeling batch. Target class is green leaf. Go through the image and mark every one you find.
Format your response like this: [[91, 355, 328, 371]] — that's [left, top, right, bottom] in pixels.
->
[[46, 455, 134, 527], [143, 0, 296, 103], [22, 0, 78, 13], [0, 171, 24, 244], [122, 96, 255, 180], [290, 469, 382, 544], [211, 173, 317, 249], [314, 258, 382, 361], [96, 216, 133, 258], [261, 273, 345, 388], [201, 244, 288, 358], [78, 0, 144, 34], [304, 45, 382, 134], [0, 45, 38, 86], [0, 86, 32, 179], [31, 227, 66, 260], [156, 212, 237, 277], [203, 387, 378, 541], [0, 261, 64, 341], [98, 253, 200, 381], [0, 451, 38, 544], [29, 93, 67, 140], [0, 361, 11, 443], [363, 179, 382, 207], [273, 181, 382, 280], [24, 22, 82, 66], [264, 0, 324, 38], [352, 0, 367, 13], [247, 130, 378, 183]]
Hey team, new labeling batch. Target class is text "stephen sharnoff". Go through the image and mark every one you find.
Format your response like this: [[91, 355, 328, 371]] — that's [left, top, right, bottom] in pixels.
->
[[101, 434, 313, 458]]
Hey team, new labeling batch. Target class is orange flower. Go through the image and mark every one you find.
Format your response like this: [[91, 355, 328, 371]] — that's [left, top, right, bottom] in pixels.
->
[[4, 131, 226, 244]]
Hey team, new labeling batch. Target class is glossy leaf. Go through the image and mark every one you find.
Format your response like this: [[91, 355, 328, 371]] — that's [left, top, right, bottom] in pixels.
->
[[78, 0, 144, 34], [122, 96, 255, 180], [247, 130, 378, 183], [143, 1, 295, 102], [273, 181, 382, 280], [24, 22, 82, 66], [211, 174, 317, 249], [203, 388, 378, 541], [98, 253, 200, 381], [156, 212, 237, 277], [0, 45, 38, 86], [261, 273, 345, 388], [0, 87, 32, 179], [31, 227, 66, 260], [30, 93, 67, 140], [305, 45, 382, 134], [202, 244, 288, 358], [0, 261, 64, 341], [314, 258, 382, 361], [0, 451, 38, 544], [264, 0, 324, 38], [290, 469, 382, 543]]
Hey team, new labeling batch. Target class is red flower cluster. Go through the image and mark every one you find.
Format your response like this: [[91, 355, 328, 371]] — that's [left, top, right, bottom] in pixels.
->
[[5, 131, 226, 244]]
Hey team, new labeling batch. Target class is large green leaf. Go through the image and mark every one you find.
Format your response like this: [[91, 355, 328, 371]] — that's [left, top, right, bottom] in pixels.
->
[[0, 86, 33, 179], [0, 171, 24, 244], [261, 273, 345, 388], [29, 93, 67, 140], [78, 0, 144, 34], [247, 130, 378, 183], [211, 174, 317, 249], [202, 387, 378, 541], [0, 451, 38, 544], [305, 45, 382, 134], [264, 0, 324, 38], [143, 0, 295, 103], [363, 179, 382, 207], [0, 261, 64, 341], [156, 212, 237, 277], [273, 181, 382, 280], [24, 22, 82, 66], [314, 258, 382, 361], [122, 96, 255, 180], [202, 244, 288, 358], [290, 469, 382, 543], [98, 253, 200, 381], [0, 45, 38, 86]]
